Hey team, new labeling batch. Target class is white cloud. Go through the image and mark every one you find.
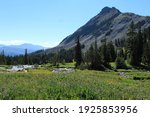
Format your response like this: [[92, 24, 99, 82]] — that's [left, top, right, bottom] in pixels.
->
[[0, 40, 28, 45], [0, 39, 60, 48]]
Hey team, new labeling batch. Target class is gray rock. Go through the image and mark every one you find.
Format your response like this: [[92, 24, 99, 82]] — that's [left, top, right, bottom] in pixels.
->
[[7, 65, 34, 72], [118, 72, 130, 78], [52, 68, 75, 73]]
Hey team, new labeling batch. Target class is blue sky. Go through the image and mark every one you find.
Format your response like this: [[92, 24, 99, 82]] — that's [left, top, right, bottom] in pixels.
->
[[0, 0, 150, 47]]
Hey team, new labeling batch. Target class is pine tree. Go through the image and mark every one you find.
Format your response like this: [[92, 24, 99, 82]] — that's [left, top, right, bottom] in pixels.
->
[[100, 42, 109, 64], [126, 23, 145, 66], [117, 48, 125, 58], [93, 39, 99, 65], [75, 36, 83, 67], [86, 40, 104, 70], [115, 39, 118, 47], [6, 56, 12, 65], [107, 41, 116, 62], [24, 49, 28, 65], [92, 39, 103, 70], [126, 21, 137, 65], [2, 50, 6, 64], [142, 27, 150, 65], [136, 29, 143, 65], [88, 44, 94, 68], [115, 57, 127, 69], [89, 39, 105, 70], [115, 46, 127, 69]]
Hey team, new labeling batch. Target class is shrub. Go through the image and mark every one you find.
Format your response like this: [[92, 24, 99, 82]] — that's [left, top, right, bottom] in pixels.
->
[[133, 76, 150, 80], [77, 63, 89, 70], [115, 57, 127, 69]]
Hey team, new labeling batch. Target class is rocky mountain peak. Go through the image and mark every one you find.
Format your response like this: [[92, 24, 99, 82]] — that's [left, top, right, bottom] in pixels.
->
[[100, 7, 121, 15], [43, 7, 150, 54]]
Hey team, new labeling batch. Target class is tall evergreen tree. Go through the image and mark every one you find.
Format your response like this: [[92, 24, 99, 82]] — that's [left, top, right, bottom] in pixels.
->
[[85, 40, 104, 70], [117, 48, 125, 58], [6, 56, 12, 65], [142, 27, 150, 65], [75, 36, 83, 67], [135, 29, 143, 65], [100, 41, 109, 64], [2, 50, 6, 64], [88, 44, 94, 68], [24, 49, 28, 65], [107, 41, 116, 62], [87, 39, 106, 70], [92, 39, 103, 70], [126, 21, 137, 65]]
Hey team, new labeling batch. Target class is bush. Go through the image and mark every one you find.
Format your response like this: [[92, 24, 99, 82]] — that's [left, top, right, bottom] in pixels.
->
[[115, 57, 127, 69], [133, 76, 150, 80], [77, 63, 89, 70]]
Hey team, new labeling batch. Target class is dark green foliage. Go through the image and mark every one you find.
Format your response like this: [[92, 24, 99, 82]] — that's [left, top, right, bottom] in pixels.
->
[[100, 42, 109, 64], [0, 50, 6, 64], [100, 43, 110, 68], [99, 41, 115, 68], [125, 22, 150, 66], [24, 49, 28, 65], [133, 76, 150, 80], [75, 36, 83, 67], [87, 40, 105, 70], [6, 56, 12, 65], [4, 48, 74, 65], [125, 22, 144, 66], [134, 29, 143, 65], [84, 40, 117, 70], [83, 44, 94, 68], [116, 47, 127, 69], [115, 57, 127, 69], [13, 55, 24, 65], [105, 41, 116, 62], [88, 44, 94, 66], [92, 40, 103, 70], [58, 49, 74, 63], [142, 27, 150, 65], [115, 39, 119, 47], [126, 21, 137, 65], [115, 39, 125, 47], [76, 63, 89, 70], [51, 53, 59, 66], [117, 48, 125, 58], [41, 50, 48, 64], [58, 49, 67, 63]]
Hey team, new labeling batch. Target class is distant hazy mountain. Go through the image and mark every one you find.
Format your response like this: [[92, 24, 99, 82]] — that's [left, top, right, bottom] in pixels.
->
[[0, 43, 45, 56], [43, 7, 150, 54], [0, 44, 4, 47]]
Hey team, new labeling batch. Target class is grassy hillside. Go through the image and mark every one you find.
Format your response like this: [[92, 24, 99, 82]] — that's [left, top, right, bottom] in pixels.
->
[[0, 67, 150, 100]]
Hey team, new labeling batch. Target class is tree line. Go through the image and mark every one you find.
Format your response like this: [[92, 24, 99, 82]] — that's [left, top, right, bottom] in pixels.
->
[[75, 22, 150, 70], [0, 21, 150, 70], [0, 48, 75, 65]]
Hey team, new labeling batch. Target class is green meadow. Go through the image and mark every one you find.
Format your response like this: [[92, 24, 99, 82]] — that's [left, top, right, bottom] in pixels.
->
[[0, 64, 150, 100]]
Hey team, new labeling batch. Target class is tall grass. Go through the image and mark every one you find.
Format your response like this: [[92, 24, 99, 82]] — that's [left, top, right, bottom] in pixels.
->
[[0, 70, 150, 100]]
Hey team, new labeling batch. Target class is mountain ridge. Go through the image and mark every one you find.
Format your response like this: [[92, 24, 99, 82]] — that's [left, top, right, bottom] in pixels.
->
[[30, 7, 150, 55], [56, 7, 150, 50], [0, 43, 46, 56]]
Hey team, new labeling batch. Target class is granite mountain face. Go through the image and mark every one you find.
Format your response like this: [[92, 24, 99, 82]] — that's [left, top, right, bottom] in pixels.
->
[[46, 7, 150, 53]]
